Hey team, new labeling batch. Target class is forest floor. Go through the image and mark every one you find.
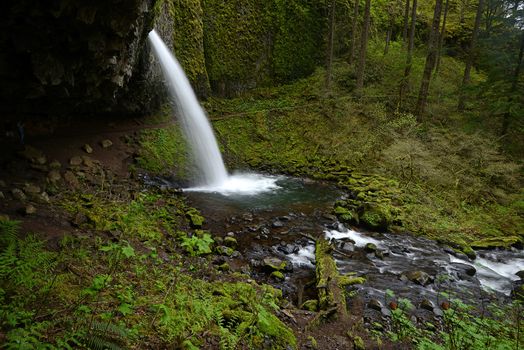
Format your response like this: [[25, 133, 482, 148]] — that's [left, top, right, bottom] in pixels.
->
[[1, 43, 523, 349]]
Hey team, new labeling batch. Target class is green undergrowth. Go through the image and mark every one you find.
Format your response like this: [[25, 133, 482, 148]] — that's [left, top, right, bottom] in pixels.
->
[[202, 43, 523, 251], [0, 187, 296, 348], [371, 289, 524, 349]]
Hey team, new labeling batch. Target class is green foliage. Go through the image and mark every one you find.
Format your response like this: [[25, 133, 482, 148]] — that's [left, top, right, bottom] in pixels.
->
[[180, 231, 214, 256], [136, 125, 189, 176]]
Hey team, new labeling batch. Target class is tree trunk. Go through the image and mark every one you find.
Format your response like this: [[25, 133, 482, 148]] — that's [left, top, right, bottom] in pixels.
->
[[384, 24, 392, 55], [434, 0, 450, 73], [356, 0, 371, 90], [502, 30, 524, 135], [326, 0, 336, 89], [399, 0, 418, 108], [458, 0, 484, 111], [402, 0, 411, 45], [349, 0, 360, 65], [415, 0, 443, 116]]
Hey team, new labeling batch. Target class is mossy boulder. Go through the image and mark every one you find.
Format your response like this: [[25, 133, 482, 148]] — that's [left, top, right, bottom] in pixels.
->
[[334, 206, 358, 223], [359, 204, 393, 231], [470, 236, 522, 249], [186, 208, 205, 228], [301, 299, 318, 312]]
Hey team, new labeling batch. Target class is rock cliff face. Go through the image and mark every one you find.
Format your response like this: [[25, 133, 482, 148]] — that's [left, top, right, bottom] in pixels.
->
[[0, 0, 326, 115], [0, 0, 156, 115]]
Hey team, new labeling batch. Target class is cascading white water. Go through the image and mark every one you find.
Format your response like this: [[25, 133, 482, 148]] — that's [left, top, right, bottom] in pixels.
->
[[148, 30, 228, 186]]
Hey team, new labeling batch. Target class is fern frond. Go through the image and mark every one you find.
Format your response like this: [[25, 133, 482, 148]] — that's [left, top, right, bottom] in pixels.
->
[[83, 320, 128, 350], [0, 219, 20, 247]]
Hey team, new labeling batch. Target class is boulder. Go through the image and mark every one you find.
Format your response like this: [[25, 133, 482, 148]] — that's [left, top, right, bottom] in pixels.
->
[[263, 257, 287, 271], [101, 139, 113, 148], [401, 270, 432, 286], [11, 188, 26, 201], [69, 156, 83, 166]]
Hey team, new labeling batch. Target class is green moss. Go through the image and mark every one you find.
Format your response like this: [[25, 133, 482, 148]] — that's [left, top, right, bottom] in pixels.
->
[[338, 276, 366, 287], [470, 236, 522, 249], [334, 206, 357, 223], [185, 207, 204, 228], [301, 299, 318, 312], [136, 126, 189, 176], [271, 271, 284, 280]]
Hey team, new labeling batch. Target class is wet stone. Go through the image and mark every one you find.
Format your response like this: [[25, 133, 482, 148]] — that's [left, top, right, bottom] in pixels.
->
[[364, 243, 377, 253], [278, 243, 299, 255], [49, 160, 61, 169], [11, 188, 26, 201], [272, 220, 285, 228], [401, 270, 432, 286], [69, 156, 82, 166], [515, 270, 524, 280], [263, 257, 287, 271], [368, 299, 384, 311], [433, 307, 444, 317], [381, 307, 392, 317], [47, 170, 61, 183], [322, 213, 337, 221], [420, 299, 435, 311], [25, 204, 36, 215], [24, 183, 40, 194], [101, 139, 113, 148], [83, 144, 93, 153]]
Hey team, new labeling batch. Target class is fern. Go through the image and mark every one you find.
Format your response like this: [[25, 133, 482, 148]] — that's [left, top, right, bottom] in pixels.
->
[[0, 219, 19, 247], [82, 320, 129, 350]]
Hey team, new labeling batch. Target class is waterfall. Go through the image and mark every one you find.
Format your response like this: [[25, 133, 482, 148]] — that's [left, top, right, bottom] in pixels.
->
[[148, 29, 228, 186]]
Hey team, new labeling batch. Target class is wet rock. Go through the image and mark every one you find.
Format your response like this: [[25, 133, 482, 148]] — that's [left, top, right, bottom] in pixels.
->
[[381, 307, 392, 317], [368, 299, 384, 311], [101, 139, 113, 148], [50, 160, 62, 169], [226, 231, 235, 237], [271, 271, 285, 280], [272, 220, 284, 228], [301, 299, 318, 311], [261, 227, 270, 236], [420, 299, 435, 311], [223, 236, 237, 248], [83, 144, 93, 154], [322, 213, 337, 221], [47, 170, 61, 183], [451, 262, 476, 279], [278, 243, 299, 255], [216, 246, 234, 256], [217, 262, 230, 272], [11, 188, 26, 201], [38, 192, 50, 203], [511, 280, 524, 300], [433, 307, 444, 317], [69, 156, 83, 166], [364, 243, 377, 253], [0, 191, 4, 200], [242, 213, 253, 222], [401, 270, 432, 286], [25, 204, 36, 215], [337, 241, 355, 253], [374, 250, 385, 259], [82, 156, 96, 168], [263, 257, 287, 271], [18, 146, 46, 164], [24, 183, 41, 194], [515, 270, 524, 280], [63, 171, 80, 189]]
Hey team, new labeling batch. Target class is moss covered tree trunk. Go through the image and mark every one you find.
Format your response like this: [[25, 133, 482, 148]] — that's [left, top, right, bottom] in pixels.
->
[[326, 0, 336, 89], [434, 0, 450, 74], [315, 239, 348, 321], [402, 0, 410, 46]]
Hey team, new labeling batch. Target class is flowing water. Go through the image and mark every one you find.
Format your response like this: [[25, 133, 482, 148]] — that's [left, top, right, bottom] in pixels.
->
[[148, 30, 228, 186], [148, 30, 277, 193], [146, 29, 522, 322]]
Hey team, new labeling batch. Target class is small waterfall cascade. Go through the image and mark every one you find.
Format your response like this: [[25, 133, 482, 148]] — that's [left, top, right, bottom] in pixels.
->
[[148, 29, 228, 186]]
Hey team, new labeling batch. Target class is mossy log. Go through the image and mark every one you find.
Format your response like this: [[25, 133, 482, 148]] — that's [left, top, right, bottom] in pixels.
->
[[314, 238, 348, 322]]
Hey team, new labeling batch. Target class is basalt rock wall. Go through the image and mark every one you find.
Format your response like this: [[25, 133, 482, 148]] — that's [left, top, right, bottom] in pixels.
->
[[0, 0, 326, 116]]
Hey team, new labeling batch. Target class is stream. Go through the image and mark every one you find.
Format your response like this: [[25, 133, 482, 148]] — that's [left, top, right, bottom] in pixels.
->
[[147, 174, 524, 322]]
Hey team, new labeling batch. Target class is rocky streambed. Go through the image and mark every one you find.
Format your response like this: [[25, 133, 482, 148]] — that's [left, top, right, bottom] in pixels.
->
[[148, 174, 524, 328]]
